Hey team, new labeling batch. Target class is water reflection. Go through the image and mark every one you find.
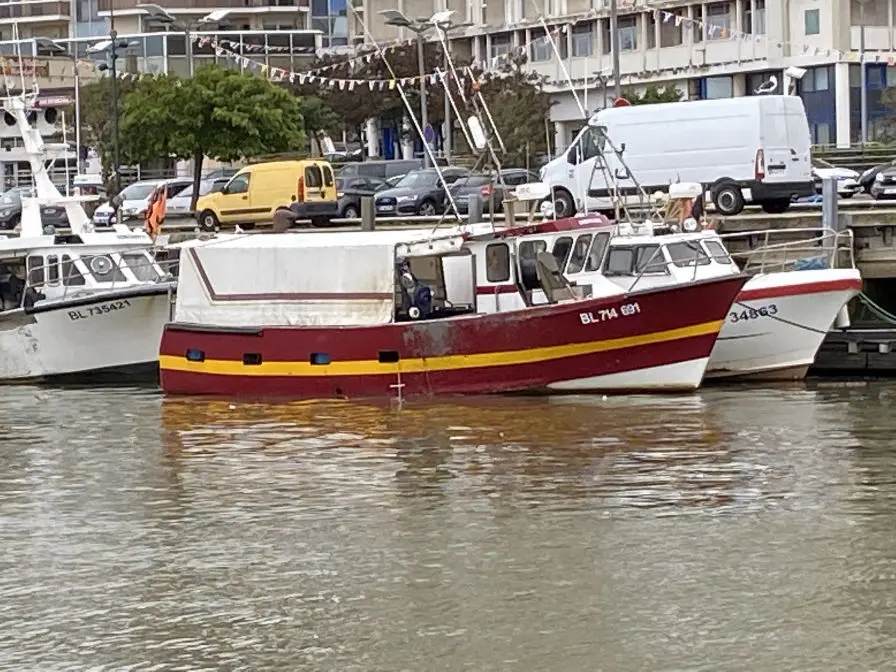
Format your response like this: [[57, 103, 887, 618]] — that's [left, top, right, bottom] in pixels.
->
[[1, 385, 896, 669]]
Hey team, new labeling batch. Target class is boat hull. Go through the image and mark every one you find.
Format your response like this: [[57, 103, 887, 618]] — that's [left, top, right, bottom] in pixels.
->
[[159, 275, 749, 398], [0, 285, 173, 381], [705, 269, 862, 381]]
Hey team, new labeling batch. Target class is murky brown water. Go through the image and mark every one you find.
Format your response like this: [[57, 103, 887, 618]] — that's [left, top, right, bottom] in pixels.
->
[[1, 383, 896, 670]]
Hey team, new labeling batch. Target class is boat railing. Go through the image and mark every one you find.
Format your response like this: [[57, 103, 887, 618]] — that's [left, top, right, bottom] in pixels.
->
[[714, 226, 855, 274]]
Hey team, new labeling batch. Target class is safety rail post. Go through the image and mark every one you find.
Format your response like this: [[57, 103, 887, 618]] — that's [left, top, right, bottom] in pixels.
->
[[360, 196, 375, 231], [822, 177, 839, 231]]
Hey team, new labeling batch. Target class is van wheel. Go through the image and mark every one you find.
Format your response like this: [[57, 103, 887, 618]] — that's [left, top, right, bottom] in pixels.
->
[[548, 188, 575, 218], [198, 210, 218, 232], [241, 223, 256, 231], [711, 182, 745, 216], [760, 199, 791, 214]]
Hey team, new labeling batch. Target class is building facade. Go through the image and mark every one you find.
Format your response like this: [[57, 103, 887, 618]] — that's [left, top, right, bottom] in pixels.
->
[[357, 0, 895, 150]]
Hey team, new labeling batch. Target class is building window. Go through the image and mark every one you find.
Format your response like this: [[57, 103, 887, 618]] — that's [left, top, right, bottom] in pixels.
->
[[804, 9, 820, 35], [706, 2, 732, 39], [618, 15, 637, 51], [812, 123, 832, 146], [801, 66, 831, 92], [571, 22, 593, 57], [851, 0, 888, 26], [703, 75, 734, 99], [490, 35, 512, 59], [530, 35, 552, 62], [659, 11, 684, 47], [504, 0, 522, 24], [743, 0, 766, 35]]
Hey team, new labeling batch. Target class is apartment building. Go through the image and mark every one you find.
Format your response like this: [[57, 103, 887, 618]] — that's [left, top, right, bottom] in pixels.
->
[[360, 0, 896, 149]]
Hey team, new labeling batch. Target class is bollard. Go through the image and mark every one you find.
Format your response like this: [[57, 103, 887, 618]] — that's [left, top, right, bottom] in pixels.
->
[[822, 176, 839, 230], [467, 195, 484, 225], [360, 196, 375, 231]]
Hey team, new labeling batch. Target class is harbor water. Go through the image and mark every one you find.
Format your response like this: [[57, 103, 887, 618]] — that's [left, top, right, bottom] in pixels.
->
[[2, 383, 896, 670]]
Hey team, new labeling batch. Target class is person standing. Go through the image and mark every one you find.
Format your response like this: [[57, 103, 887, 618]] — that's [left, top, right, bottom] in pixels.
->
[[144, 182, 168, 240]]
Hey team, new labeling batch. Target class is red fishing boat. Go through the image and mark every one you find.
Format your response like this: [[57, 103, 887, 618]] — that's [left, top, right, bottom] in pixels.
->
[[159, 229, 748, 398]]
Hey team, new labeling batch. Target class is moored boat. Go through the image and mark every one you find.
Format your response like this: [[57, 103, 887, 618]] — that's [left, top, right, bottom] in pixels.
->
[[159, 229, 749, 398]]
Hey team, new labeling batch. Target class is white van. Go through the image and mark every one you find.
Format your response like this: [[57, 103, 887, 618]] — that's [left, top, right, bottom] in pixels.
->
[[540, 95, 815, 217]]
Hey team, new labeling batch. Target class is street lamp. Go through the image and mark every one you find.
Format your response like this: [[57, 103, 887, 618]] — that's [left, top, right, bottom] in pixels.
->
[[429, 10, 471, 162], [89, 33, 131, 195], [381, 8, 433, 168], [34, 37, 83, 174], [857, 0, 869, 145]]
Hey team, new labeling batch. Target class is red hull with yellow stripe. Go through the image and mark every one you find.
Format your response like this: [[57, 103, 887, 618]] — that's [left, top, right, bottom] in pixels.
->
[[159, 274, 749, 398]]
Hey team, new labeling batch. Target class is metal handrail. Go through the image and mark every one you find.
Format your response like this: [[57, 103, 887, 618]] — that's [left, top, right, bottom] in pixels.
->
[[715, 226, 855, 274]]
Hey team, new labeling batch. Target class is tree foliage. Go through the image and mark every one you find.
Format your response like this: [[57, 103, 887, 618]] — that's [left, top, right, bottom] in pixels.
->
[[622, 85, 684, 105], [291, 48, 552, 167], [120, 64, 306, 205], [79, 75, 139, 184]]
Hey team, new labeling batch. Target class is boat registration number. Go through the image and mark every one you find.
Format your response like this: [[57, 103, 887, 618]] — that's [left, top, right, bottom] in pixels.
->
[[728, 304, 778, 323], [579, 302, 641, 325], [68, 299, 132, 321]]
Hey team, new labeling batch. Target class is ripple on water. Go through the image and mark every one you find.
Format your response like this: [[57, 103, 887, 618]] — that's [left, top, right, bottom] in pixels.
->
[[0, 385, 895, 670]]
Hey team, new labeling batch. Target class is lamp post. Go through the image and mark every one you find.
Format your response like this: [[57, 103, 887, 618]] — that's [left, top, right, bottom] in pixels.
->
[[858, 0, 869, 145], [430, 14, 471, 162], [89, 33, 130, 195], [609, 0, 621, 99], [35, 37, 82, 174], [381, 9, 433, 168]]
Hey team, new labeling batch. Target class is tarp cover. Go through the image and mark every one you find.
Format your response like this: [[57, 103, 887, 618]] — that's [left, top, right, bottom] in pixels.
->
[[175, 230, 464, 327]]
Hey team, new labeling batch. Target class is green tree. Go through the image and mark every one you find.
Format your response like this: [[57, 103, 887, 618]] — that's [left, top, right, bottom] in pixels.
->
[[78, 75, 139, 185], [120, 64, 306, 208], [475, 54, 554, 169], [622, 85, 683, 105], [297, 95, 340, 154]]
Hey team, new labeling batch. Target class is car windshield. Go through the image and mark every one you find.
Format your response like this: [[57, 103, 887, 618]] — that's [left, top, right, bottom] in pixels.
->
[[0, 192, 20, 205], [176, 181, 218, 199], [396, 171, 438, 188], [120, 183, 157, 200]]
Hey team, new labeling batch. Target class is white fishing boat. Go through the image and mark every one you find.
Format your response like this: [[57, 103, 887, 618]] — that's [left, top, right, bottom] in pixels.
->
[[0, 92, 175, 381], [468, 182, 860, 384]]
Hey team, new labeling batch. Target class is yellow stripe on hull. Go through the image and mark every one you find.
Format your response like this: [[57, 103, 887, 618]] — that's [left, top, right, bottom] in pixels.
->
[[159, 320, 724, 377]]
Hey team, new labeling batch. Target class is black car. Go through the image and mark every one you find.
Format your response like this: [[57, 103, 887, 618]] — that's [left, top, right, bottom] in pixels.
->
[[445, 169, 541, 214], [861, 160, 896, 195], [336, 176, 388, 218], [0, 187, 69, 230], [374, 167, 470, 217]]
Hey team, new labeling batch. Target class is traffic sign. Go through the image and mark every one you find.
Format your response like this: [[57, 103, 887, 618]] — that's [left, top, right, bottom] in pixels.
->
[[423, 124, 435, 145]]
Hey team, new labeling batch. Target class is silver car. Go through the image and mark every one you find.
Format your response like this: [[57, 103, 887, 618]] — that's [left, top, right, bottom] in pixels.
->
[[93, 178, 192, 226], [166, 178, 229, 218]]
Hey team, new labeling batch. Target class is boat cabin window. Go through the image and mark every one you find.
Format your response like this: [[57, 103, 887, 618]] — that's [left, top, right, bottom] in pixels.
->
[[122, 252, 161, 282], [552, 236, 573, 269], [586, 232, 610, 271], [703, 239, 733, 264], [666, 241, 711, 267], [604, 244, 670, 276], [46, 255, 59, 284], [82, 255, 127, 283], [485, 243, 510, 282], [305, 165, 323, 188], [61, 254, 85, 286], [566, 234, 592, 274], [635, 244, 668, 274], [27, 255, 43, 286], [518, 239, 547, 291]]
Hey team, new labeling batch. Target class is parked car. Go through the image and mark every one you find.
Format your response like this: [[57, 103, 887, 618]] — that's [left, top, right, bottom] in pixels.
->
[[93, 178, 192, 226], [374, 167, 470, 217], [205, 167, 239, 180], [336, 176, 388, 219], [445, 168, 541, 214], [339, 159, 441, 180], [861, 160, 896, 194], [166, 178, 229, 218], [811, 158, 860, 198], [870, 163, 896, 200], [383, 174, 406, 188], [0, 186, 70, 230]]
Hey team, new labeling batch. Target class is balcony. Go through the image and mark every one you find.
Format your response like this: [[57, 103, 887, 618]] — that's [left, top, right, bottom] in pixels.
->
[[0, 0, 71, 23], [98, 0, 309, 12]]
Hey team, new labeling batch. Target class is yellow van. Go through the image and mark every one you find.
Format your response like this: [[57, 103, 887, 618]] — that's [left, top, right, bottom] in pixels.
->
[[194, 159, 339, 231]]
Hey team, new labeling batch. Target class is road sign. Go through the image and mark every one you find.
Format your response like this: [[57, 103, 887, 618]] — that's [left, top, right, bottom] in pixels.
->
[[423, 124, 435, 145]]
